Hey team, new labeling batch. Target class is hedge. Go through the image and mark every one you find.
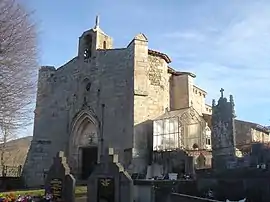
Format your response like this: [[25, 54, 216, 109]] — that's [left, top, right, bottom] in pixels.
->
[[0, 186, 87, 198]]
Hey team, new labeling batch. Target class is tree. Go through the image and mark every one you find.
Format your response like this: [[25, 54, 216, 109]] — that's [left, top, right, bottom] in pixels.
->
[[0, 0, 38, 172]]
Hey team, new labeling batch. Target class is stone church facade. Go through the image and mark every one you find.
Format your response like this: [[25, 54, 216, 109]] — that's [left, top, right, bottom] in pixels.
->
[[22, 17, 269, 187]]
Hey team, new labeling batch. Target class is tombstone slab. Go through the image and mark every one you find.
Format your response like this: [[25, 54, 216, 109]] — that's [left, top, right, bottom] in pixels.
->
[[87, 148, 133, 202], [45, 151, 76, 202]]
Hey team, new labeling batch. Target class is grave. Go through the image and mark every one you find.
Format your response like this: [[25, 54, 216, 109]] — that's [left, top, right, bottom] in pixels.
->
[[87, 147, 133, 202], [45, 151, 76, 202]]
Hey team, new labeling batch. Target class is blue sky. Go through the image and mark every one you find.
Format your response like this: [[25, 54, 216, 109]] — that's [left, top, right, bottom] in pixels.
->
[[22, 0, 270, 135]]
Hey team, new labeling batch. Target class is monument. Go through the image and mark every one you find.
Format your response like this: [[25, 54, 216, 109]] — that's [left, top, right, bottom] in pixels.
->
[[211, 88, 236, 170]]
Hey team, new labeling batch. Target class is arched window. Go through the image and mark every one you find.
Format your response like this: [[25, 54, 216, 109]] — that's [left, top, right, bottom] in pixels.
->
[[84, 35, 92, 59], [103, 41, 107, 49], [86, 82, 91, 91], [82, 78, 91, 92], [192, 143, 199, 150]]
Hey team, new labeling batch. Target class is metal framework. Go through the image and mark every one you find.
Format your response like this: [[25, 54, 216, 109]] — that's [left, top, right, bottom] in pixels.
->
[[153, 107, 204, 152]]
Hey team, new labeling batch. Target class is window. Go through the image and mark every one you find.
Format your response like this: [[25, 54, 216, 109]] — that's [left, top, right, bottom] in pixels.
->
[[153, 118, 180, 151], [103, 41, 107, 49], [206, 138, 211, 145], [86, 82, 91, 91], [84, 35, 92, 59]]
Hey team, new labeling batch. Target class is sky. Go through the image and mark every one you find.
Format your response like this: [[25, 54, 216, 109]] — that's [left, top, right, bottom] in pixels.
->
[[21, 0, 270, 135]]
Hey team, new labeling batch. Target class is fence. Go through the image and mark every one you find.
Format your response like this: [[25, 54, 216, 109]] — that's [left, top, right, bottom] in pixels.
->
[[0, 165, 22, 177]]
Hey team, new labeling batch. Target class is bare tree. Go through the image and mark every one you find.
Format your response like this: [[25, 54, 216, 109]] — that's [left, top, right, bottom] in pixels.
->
[[0, 0, 38, 172]]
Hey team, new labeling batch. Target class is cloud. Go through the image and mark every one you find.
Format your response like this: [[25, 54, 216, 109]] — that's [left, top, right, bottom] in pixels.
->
[[160, 2, 270, 124]]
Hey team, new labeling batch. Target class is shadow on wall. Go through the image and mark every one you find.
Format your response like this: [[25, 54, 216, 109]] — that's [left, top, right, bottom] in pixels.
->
[[0, 177, 25, 191], [134, 120, 153, 165], [197, 175, 270, 202]]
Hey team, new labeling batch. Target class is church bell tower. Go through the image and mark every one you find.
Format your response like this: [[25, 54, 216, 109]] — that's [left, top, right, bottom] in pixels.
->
[[78, 16, 113, 60]]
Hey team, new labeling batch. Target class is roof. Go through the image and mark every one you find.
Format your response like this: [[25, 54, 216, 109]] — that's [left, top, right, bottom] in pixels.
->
[[193, 85, 207, 94], [235, 119, 269, 134], [148, 49, 171, 63], [155, 107, 189, 120], [201, 115, 270, 134], [154, 107, 202, 125], [168, 66, 196, 77]]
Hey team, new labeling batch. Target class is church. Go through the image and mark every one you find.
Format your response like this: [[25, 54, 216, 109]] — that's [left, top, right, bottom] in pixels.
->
[[22, 17, 270, 187]]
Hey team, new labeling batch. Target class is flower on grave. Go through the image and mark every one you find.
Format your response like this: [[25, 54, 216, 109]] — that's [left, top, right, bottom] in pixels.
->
[[16, 195, 34, 202], [43, 193, 53, 202]]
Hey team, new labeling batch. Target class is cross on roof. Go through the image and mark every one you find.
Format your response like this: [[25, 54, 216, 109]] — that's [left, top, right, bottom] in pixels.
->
[[220, 88, 224, 98]]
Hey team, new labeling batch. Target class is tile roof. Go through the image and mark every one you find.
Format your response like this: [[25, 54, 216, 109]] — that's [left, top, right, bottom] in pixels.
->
[[148, 49, 171, 63], [168, 66, 196, 77]]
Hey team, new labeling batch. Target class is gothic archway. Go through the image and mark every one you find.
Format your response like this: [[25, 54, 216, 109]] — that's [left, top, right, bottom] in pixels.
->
[[69, 110, 100, 179]]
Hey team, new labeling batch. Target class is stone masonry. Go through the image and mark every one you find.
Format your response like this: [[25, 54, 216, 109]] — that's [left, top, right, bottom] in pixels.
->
[[211, 88, 236, 170], [22, 17, 177, 187], [23, 18, 135, 187], [23, 17, 244, 187]]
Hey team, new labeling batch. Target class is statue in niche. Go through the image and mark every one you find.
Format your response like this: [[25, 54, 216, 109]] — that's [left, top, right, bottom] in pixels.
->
[[196, 153, 206, 168], [80, 131, 97, 146]]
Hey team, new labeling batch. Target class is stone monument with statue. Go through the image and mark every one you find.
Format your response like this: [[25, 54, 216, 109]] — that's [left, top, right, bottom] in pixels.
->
[[211, 88, 237, 170]]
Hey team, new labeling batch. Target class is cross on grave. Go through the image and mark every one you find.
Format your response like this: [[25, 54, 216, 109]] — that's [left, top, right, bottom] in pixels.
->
[[220, 88, 224, 98]]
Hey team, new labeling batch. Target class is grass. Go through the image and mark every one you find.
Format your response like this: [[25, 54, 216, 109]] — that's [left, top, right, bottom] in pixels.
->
[[0, 186, 87, 198]]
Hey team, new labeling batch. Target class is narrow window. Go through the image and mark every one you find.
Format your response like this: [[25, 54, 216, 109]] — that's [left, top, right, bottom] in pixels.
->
[[84, 35, 92, 59], [103, 41, 107, 49], [86, 82, 91, 91]]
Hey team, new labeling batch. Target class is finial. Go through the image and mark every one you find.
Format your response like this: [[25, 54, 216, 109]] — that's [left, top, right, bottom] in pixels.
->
[[220, 88, 224, 98], [229, 95, 234, 104], [212, 99, 216, 107], [95, 15, 100, 29]]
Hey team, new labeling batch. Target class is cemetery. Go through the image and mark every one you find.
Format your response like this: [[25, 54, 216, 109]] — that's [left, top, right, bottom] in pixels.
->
[[1, 0, 270, 201], [0, 148, 227, 202]]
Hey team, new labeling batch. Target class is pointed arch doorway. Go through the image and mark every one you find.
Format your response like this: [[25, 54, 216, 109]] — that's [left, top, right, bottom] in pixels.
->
[[69, 110, 100, 180]]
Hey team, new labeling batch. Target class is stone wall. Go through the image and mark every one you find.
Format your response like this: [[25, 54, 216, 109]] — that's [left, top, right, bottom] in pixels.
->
[[234, 119, 252, 150], [23, 29, 135, 187], [170, 73, 191, 110], [133, 37, 170, 172], [192, 85, 207, 116]]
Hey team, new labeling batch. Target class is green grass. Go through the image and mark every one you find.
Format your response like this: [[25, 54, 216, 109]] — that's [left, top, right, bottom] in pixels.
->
[[0, 186, 87, 198]]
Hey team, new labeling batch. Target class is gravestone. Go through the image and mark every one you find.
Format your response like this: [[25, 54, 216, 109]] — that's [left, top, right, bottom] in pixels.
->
[[45, 151, 76, 202], [88, 148, 133, 202]]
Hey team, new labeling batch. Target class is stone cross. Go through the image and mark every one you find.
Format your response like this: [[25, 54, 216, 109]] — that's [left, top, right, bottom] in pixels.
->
[[95, 15, 100, 29], [220, 88, 224, 98]]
